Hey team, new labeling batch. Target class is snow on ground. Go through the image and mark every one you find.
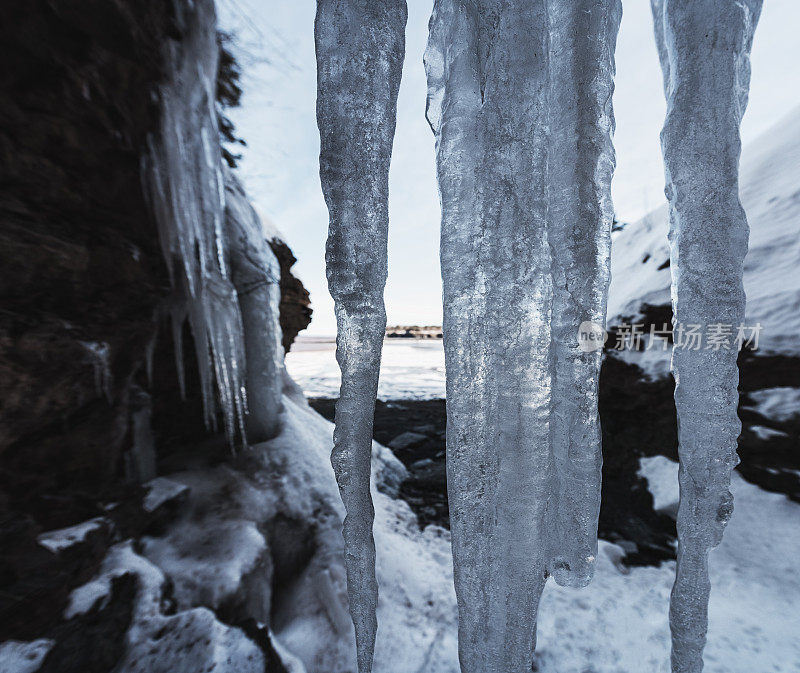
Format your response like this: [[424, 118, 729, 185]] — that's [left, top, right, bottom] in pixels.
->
[[18, 381, 799, 673], [68, 540, 265, 672], [608, 107, 800, 356], [278, 402, 800, 673], [263, 389, 459, 672], [534, 459, 800, 673]]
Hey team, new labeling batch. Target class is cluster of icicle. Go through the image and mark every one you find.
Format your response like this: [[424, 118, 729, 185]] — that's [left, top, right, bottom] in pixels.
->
[[315, 1, 760, 672], [143, 0, 283, 448]]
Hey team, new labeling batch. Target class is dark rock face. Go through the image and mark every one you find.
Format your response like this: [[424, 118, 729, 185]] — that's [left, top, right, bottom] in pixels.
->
[[0, 0, 312, 654], [0, 0, 312, 515], [0, 0, 174, 507], [269, 238, 312, 353]]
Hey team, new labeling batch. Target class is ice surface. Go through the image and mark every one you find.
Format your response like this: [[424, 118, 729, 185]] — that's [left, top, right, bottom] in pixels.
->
[[286, 338, 446, 400], [315, 2, 407, 671], [546, 0, 621, 589], [79, 340, 112, 402], [651, 1, 763, 671], [425, 1, 620, 669]]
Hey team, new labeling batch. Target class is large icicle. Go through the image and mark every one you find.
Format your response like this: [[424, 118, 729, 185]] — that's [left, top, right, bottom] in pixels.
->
[[651, 1, 762, 672], [425, 2, 620, 670], [547, 0, 621, 588], [314, 2, 407, 672]]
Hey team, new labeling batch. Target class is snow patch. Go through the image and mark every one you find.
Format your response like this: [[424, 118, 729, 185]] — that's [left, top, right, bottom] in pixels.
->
[[37, 517, 108, 554], [0, 639, 53, 673], [142, 477, 189, 513], [744, 387, 800, 422], [639, 456, 680, 512]]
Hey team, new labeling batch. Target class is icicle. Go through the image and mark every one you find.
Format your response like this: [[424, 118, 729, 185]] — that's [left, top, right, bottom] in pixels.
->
[[224, 168, 284, 444], [425, 1, 620, 670], [145, 325, 157, 390], [80, 340, 113, 403], [169, 297, 188, 400], [315, 2, 407, 671], [547, 0, 622, 589], [651, 2, 762, 672], [141, 0, 249, 446], [126, 386, 157, 483]]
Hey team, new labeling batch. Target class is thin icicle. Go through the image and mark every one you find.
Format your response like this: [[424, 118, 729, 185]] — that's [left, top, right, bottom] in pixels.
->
[[314, 1, 407, 671], [651, 1, 762, 671], [425, 1, 620, 670]]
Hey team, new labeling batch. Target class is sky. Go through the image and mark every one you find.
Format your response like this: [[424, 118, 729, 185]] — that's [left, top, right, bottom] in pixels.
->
[[218, 0, 800, 335]]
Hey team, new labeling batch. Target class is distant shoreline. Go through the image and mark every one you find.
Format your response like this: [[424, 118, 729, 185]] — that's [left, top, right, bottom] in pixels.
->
[[385, 325, 442, 339]]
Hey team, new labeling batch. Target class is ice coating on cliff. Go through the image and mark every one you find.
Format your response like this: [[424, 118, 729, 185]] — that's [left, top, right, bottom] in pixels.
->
[[651, 1, 762, 671], [143, 0, 248, 446], [425, 1, 621, 670], [314, 1, 407, 671], [224, 168, 284, 443]]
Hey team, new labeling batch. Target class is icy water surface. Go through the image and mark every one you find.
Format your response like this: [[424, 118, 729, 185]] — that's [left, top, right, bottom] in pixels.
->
[[286, 336, 446, 400]]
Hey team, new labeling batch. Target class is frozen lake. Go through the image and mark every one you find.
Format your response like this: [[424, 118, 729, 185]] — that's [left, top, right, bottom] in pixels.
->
[[286, 336, 446, 399]]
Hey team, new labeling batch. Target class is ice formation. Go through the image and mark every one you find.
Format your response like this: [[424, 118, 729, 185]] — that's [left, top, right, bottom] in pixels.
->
[[425, 1, 620, 670], [224, 169, 284, 443], [143, 0, 248, 446], [651, 1, 762, 671], [315, 1, 407, 671]]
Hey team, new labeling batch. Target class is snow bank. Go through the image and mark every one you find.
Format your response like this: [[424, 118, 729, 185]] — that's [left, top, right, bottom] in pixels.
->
[[608, 107, 800, 356]]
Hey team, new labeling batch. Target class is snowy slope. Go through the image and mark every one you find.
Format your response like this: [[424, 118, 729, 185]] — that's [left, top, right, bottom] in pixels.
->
[[608, 107, 800, 355]]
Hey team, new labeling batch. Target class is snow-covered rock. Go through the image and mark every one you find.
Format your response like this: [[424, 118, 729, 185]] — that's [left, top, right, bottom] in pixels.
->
[[37, 518, 110, 554], [142, 477, 190, 513]]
